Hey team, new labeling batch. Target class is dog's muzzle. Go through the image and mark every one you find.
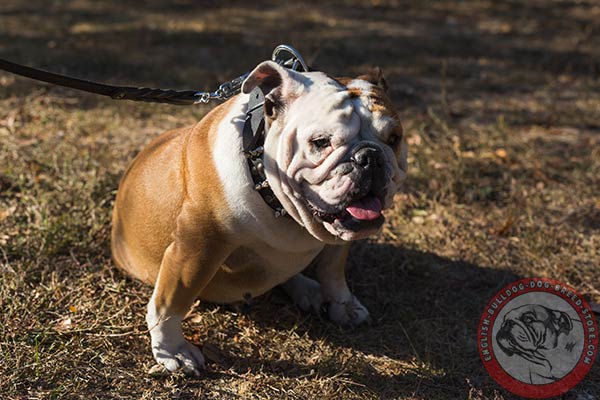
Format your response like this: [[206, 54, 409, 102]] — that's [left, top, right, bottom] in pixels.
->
[[349, 143, 387, 200]]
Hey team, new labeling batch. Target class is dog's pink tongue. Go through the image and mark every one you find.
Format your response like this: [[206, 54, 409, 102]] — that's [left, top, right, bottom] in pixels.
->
[[345, 196, 382, 221]]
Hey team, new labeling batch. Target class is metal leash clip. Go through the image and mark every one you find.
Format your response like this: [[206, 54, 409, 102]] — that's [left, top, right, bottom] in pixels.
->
[[193, 72, 250, 103], [193, 44, 308, 104]]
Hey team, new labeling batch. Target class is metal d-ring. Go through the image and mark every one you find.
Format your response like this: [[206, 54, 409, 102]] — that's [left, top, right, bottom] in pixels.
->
[[271, 44, 309, 72]]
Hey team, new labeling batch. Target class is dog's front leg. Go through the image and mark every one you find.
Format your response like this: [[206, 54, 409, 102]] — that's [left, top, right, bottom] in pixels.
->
[[147, 206, 232, 376], [282, 244, 370, 326], [315, 244, 370, 326]]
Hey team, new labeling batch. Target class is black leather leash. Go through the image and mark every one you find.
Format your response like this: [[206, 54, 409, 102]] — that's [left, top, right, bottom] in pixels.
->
[[0, 58, 205, 105], [0, 45, 309, 106]]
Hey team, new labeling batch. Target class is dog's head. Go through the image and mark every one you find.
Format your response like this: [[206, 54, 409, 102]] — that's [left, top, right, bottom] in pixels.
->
[[242, 61, 407, 243], [496, 304, 573, 358]]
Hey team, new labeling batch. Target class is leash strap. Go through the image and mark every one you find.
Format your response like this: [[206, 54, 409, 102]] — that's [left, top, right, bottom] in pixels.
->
[[0, 58, 202, 105], [0, 44, 309, 106]]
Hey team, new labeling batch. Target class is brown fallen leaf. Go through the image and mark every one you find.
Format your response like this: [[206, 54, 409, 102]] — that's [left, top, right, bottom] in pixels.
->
[[495, 216, 513, 236], [53, 317, 73, 332], [147, 364, 170, 377], [495, 148, 508, 158]]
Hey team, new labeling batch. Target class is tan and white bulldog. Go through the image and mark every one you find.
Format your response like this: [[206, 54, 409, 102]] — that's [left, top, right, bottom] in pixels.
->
[[111, 61, 408, 375]]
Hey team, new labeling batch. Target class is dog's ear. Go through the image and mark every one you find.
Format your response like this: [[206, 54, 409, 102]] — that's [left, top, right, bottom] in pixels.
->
[[358, 67, 388, 93], [242, 61, 304, 119], [552, 310, 573, 334]]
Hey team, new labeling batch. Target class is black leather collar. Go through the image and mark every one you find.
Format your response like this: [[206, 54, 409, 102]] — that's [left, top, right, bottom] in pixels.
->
[[243, 88, 288, 218]]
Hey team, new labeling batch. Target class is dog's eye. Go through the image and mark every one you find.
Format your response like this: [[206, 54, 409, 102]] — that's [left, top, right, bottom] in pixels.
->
[[522, 314, 534, 324], [311, 137, 331, 149]]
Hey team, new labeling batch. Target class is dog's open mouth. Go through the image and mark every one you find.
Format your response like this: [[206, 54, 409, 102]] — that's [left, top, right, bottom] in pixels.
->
[[308, 193, 385, 232]]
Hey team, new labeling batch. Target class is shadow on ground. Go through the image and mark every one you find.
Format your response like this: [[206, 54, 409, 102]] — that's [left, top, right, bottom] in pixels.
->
[[194, 242, 520, 398]]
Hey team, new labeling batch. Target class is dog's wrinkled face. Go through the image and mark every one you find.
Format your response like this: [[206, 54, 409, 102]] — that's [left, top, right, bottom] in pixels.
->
[[242, 61, 407, 243], [496, 304, 573, 357]]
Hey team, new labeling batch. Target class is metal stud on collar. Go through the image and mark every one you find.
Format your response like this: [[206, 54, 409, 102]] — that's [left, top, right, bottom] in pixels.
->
[[274, 208, 288, 218], [244, 146, 264, 158], [254, 180, 270, 191]]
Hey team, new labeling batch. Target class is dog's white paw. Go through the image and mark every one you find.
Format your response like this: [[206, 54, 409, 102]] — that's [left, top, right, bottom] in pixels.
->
[[281, 274, 324, 313], [151, 339, 205, 376], [327, 295, 370, 326], [281, 274, 370, 326]]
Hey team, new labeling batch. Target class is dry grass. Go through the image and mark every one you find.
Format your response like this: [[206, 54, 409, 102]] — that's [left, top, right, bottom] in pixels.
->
[[1, 1, 599, 399]]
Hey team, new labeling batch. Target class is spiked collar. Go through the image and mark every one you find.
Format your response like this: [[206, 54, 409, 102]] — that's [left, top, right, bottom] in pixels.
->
[[242, 88, 288, 218]]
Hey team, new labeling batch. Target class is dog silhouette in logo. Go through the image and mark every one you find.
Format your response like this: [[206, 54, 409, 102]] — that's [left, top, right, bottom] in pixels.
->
[[496, 304, 579, 384]]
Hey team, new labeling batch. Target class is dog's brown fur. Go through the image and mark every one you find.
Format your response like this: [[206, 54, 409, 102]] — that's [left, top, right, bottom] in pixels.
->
[[111, 100, 235, 315]]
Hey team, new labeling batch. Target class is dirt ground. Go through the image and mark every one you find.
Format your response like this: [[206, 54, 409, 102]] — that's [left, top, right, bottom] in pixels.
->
[[1, 1, 599, 399]]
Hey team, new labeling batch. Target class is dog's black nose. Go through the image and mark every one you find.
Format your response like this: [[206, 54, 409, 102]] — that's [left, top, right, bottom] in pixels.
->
[[351, 145, 382, 168]]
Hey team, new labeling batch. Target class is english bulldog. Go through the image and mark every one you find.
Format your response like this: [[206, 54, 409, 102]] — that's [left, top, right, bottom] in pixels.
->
[[111, 60, 408, 375], [496, 304, 579, 384]]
